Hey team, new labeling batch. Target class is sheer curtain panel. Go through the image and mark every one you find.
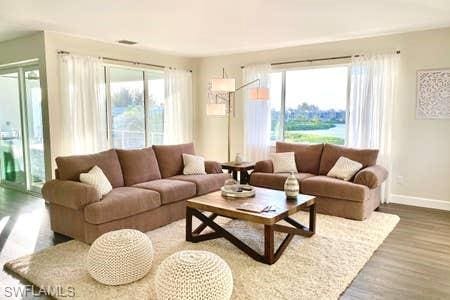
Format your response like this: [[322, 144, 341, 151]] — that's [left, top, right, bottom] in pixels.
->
[[243, 64, 272, 162], [347, 53, 400, 202], [59, 54, 107, 155], [163, 68, 193, 144]]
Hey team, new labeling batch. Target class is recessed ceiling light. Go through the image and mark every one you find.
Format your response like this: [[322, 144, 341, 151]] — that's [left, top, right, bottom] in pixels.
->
[[117, 40, 138, 45]]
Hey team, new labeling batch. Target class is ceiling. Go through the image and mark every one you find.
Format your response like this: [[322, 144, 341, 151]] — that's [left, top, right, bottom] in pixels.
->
[[1, 0, 450, 57]]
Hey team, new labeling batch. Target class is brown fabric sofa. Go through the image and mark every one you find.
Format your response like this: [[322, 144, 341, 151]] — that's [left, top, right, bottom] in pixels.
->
[[42, 143, 230, 244], [249, 142, 388, 220]]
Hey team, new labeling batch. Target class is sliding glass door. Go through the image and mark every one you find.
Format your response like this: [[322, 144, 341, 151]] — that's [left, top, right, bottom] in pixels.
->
[[0, 65, 46, 193], [0, 70, 26, 188], [24, 68, 45, 190]]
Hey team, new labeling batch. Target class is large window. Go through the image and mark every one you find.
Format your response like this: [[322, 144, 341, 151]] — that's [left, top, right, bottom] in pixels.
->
[[270, 65, 349, 145], [106, 66, 164, 149]]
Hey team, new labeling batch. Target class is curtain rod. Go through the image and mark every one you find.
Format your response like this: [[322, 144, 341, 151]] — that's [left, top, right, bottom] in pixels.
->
[[57, 50, 193, 72], [240, 50, 401, 69]]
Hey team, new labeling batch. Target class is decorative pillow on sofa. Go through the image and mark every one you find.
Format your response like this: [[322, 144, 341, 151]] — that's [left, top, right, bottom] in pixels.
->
[[80, 165, 113, 198], [182, 153, 206, 175], [270, 152, 297, 173], [327, 156, 363, 181]]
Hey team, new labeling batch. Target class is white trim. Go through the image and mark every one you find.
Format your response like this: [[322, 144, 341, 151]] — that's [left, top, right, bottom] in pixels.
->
[[389, 194, 450, 211]]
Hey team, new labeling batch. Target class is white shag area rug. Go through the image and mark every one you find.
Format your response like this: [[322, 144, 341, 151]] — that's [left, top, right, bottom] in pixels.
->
[[5, 211, 399, 300]]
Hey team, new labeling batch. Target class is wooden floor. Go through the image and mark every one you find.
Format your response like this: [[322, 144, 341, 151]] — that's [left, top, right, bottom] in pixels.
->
[[0, 187, 449, 299]]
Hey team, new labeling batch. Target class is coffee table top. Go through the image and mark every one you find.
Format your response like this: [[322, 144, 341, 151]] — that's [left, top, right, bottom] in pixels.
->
[[187, 187, 315, 225], [221, 162, 255, 171]]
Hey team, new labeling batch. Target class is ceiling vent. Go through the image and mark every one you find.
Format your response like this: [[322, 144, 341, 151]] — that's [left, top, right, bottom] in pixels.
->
[[117, 40, 137, 45]]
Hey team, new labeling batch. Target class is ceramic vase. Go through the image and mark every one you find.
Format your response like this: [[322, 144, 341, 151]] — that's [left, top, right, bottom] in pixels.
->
[[284, 172, 299, 199], [234, 153, 243, 164]]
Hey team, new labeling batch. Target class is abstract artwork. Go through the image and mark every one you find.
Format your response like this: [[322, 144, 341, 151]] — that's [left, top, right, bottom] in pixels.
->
[[416, 69, 450, 119]]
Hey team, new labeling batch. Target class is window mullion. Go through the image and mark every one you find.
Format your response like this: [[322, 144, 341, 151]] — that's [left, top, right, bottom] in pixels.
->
[[143, 71, 149, 147], [280, 70, 287, 141], [105, 66, 112, 147]]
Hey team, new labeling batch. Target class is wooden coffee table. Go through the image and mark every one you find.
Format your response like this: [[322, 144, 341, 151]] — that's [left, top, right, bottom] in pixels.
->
[[186, 187, 316, 265]]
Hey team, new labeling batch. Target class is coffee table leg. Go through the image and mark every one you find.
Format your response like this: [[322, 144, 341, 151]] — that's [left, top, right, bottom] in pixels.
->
[[241, 170, 250, 184], [232, 170, 238, 181], [309, 203, 316, 234], [264, 225, 275, 264], [186, 206, 193, 242]]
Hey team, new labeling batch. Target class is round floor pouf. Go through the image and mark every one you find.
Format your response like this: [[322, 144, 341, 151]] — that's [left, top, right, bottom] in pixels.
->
[[87, 229, 153, 285], [155, 250, 233, 300]]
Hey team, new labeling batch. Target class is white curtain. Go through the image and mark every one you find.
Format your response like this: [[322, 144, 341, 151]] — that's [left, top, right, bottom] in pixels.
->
[[59, 54, 107, 155], [347, 53, 400, 203], [243, 64, 272, 162], [163, 68, 193, 144]]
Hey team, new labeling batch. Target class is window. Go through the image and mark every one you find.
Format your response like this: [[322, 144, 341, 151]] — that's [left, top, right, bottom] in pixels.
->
[[146, 71, 165, 145], [106, 66, 165, 149], [270, 65, 348, 145]]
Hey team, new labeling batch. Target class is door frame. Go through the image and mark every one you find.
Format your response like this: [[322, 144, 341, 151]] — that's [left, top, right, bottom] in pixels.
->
[[0, 63, 47, 195]]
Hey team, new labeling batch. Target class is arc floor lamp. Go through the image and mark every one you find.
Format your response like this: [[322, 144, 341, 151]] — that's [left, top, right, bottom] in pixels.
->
[[207, 68, 269, 162]]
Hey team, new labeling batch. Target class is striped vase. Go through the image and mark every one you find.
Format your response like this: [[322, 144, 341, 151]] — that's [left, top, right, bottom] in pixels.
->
[[284, 172, 299, 199]]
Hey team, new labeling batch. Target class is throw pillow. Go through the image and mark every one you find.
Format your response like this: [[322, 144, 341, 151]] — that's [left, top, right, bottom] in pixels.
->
[[80, 165, 113, 198], [327, 156, 363, 181], [270, 152, 297, 173], [182, 153, 206, 175]]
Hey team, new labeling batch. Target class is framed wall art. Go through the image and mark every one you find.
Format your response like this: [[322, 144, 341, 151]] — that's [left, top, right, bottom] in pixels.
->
[[416, 68, 450, 119]]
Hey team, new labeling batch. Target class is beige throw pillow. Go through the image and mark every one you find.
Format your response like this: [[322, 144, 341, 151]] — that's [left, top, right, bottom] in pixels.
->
[[270, 152, 297, 173], [80, 165, 113, 198], [327, 156, 363, 181], [182, 153, 206, 175]]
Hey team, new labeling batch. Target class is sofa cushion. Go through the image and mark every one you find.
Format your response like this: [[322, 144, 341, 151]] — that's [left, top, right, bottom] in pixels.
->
[[301, 176, 369, 202], [327, 157, 363, 181], [170, 173, 231, 195], [153, 143, 195, 178], [79, 165, 113, 198], [276, 142, 324, 174], [56, 149, 124, 188], [182, 153, 206, 175], [84, 187, 161, 224], [319, 144, 379, 175], [249, 172, 315, 190], [270, 152, 297, 173], [134, 179, 196, 205], [117, 148, 161, 186]]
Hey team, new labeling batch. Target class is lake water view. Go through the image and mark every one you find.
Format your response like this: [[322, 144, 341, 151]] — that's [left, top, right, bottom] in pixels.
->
[[290, 123, 346, 139]]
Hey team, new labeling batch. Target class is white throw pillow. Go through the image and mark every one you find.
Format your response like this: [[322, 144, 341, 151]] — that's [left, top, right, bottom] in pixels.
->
[[182, 153, 206, 175], [80, 165, 113, 198], [270, 152, 297, 173], [327, 156, 363, 181]]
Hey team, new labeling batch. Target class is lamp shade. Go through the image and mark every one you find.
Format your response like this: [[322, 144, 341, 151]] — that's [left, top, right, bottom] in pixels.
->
[[249, 87, 270, 100], [206, 103, 226, 116], [211, 78, 236, 92]]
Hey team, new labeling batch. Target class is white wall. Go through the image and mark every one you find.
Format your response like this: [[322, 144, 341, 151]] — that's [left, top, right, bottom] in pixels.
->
[[196, 27, 450, 204], [43, 31, 199, 172]]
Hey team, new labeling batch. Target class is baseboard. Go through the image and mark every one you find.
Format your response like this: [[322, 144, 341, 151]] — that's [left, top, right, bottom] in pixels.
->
[[389, 194, 450, 211]]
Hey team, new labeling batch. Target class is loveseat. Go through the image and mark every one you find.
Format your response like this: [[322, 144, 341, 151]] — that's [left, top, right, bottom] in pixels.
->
[[42, 143, 230, 244], [250, 142, 388, 220]]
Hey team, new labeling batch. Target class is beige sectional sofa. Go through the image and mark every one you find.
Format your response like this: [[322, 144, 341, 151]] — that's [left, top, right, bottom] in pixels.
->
[[42, 143, 230, 244], [250, 142, 388, 220]]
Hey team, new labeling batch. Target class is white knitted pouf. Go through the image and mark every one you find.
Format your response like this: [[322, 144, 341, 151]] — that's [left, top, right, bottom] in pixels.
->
[[155, 250, 233, 300], [87, 229, 153, 285]]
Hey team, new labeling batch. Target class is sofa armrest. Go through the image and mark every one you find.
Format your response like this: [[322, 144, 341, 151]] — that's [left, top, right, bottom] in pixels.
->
[[354, 165, 388, 189], [204, 161, 223, 174], [42, 180, 101, 210], [253, 160, 274, 173]]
